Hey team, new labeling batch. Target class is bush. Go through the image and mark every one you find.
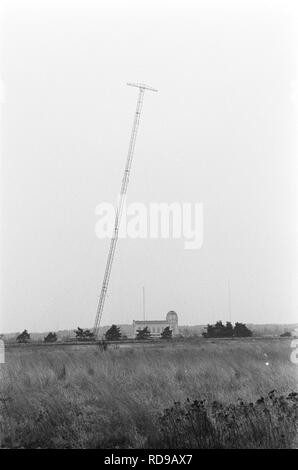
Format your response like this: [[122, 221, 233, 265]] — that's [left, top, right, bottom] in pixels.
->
[[44, 332, 57, 343], [16, 330, 30, 343], [74, 327, 95, 341], [136, 326, 151, 340], [105, 325, 122, 341], [161, 326, 172, 340], [158, 391, 298, 448]]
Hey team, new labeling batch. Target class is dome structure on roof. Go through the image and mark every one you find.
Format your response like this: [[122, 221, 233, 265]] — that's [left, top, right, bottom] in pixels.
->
[[166, 311, 178, 324]]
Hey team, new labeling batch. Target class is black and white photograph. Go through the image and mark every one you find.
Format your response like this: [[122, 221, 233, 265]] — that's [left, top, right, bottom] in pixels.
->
[[0, 0, 298, 452]]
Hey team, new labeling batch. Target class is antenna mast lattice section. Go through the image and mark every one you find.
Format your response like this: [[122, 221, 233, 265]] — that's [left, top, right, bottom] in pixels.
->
[[93, 83, 157, 337]]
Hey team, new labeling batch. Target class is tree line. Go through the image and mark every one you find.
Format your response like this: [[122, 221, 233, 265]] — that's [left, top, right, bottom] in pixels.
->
[[15, 324, 173, 343], [14, 322, 294, 343], [202, 321, 252, 338]]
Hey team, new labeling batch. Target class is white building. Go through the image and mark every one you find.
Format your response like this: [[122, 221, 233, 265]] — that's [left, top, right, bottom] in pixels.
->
[[133, 311, 179, 338]]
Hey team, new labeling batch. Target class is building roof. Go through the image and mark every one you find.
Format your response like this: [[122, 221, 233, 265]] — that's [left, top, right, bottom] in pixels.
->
[[133, 320, 169, 324]]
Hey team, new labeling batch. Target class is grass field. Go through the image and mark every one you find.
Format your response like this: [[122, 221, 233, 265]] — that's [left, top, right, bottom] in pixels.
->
[[0, 338, 297, 448]]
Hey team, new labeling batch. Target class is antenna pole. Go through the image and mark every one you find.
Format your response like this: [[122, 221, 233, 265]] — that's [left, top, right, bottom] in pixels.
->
[[93, 83, 157, 338], [142, 286, 146, 320], [228, 279, 232, 323]]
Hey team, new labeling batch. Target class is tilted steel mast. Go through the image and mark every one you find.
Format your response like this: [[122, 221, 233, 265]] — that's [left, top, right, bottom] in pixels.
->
[[93, 83, 157, 337]]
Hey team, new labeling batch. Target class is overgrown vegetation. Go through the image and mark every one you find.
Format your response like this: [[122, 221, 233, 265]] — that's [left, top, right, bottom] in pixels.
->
[[0, 339, 296, 448], [159, 391, 298, 448]]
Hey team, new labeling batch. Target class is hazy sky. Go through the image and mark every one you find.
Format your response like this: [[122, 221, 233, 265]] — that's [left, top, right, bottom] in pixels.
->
[[1, 0, 298, 333]]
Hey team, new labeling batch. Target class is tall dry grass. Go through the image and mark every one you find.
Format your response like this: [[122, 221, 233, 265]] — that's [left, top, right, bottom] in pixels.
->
[[0, 339, 297, 448]]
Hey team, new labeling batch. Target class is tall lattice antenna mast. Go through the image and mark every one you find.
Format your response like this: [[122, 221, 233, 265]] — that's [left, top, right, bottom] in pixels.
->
[[93, 83, 157, 338]]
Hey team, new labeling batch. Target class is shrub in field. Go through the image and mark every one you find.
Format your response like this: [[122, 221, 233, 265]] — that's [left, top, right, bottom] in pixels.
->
[[16, 330, 30, 343], [74, 327, 95, 341], [136, 326, 151, 340], [105, 325, 122, 341], [161, 326, 172, 340], [44, 332, 57, 343], [158, 391, 298, 449]]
